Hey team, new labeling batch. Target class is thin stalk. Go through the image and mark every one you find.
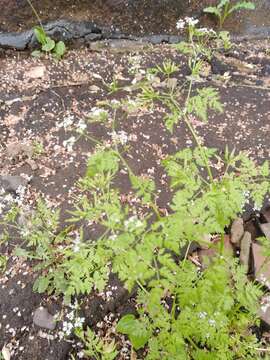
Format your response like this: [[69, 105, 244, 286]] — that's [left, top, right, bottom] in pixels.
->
[[153, 255, 160, 281], [166, 89, 214, 182], [183, 115, 213, 182], [219, 232, 225, 255], [136, 280, 149, 294], [26, 0, 43, 29]]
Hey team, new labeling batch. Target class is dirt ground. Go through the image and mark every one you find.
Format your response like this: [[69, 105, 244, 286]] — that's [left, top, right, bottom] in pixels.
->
[[0, 37, 270, 359], [0, 0, 201, 34]]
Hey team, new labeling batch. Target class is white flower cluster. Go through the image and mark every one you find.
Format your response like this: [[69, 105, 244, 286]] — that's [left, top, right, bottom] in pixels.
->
[[176, 17, 199, 30], [198, 311, 216, 327], [63, 136, 76, 152], [261, 295, 270, 313], [241, 190, 251, 209], [72, 233, 81, 253], [0, 188, 14, 214], [124, 215, 143, 232], [88, 107, 108, 122], [259, 274, 270, 290], [110, 130, 129, 145], [15, 185, 27, 206], [253, 203, 261, 212], [60, 300, 85, 338], [76, 119, 87, 133], [196, 27, 216, 35], [57, 112, 88, 134], [57, 113, 75, 129], [0, 180, 29, 214]]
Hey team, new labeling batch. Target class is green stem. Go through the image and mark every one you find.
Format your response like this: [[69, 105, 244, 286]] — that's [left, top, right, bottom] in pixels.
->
[[153, 255, 160, 281], [219, 232, 225, 255], [136, 280, 149, 294], [26, 0, 44, 29], [183, 115, 213, 182]]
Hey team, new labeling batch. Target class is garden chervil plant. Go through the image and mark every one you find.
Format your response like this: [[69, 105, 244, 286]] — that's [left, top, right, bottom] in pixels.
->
[[2, 13, 270, 360]]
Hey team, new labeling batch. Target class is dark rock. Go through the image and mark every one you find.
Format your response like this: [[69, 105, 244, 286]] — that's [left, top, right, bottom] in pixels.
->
[[252, 242, 270, 289], [259, 295, 270, 331], [230, 217, 244, 246], [0, 30, 33, 50], [259, 223, 270, 240], [261, 206, 270, 223], [198, 235, 233, 268], [33, 307, 56, 330], [239, 231, 251, 272], [0, 175, 29, 193], [211, 55, 234, 75], [142, 34, 184, 44], [0, 19, 185, 50]]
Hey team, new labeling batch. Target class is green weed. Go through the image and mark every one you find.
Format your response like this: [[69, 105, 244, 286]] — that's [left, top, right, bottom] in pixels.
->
[[204, 0, 255, 29]]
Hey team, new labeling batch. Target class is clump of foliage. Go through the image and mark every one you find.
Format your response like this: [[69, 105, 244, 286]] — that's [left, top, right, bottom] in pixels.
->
[[204, 0, 255, 28], [1, 13, 270, 360], [75, 327, 117, 360], [32, 26, 66, 59], [26, 0, 66, 58]]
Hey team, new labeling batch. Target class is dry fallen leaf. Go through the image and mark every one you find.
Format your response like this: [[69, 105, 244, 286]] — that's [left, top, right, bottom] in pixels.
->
[[26, 65, 46, 79]]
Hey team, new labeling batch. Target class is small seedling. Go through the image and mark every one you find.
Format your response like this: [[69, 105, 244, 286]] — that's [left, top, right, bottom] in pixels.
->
[[26, 0, 66, 59], [32, 26, 66, 59], [32, 140, 44, 158], [155, 59, 179, 77], [105, 77, 122, 94], [204, 0, 255, 28]]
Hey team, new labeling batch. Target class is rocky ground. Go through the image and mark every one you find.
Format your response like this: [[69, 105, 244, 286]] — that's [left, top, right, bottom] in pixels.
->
[[0, 37, 270, 359]]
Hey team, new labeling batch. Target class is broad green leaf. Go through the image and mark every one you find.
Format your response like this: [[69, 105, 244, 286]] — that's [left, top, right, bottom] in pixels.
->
[[116, 314, 136, 334], [42, 37, 55, 52], [33, 26, 47, 45], [229, 2, 255, 14], [218, 0, 230, 8], [54, 41, 66, 58], [203, 6, 221, 17], [116, 314, 150, 350]]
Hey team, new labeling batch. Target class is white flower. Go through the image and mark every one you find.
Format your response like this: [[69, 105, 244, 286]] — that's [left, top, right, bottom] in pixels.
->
[[185, 17, 199, 26], [66, 311, 75, 321], [63, 136, 76, 152], [198, 311, 207, 319], [62, 321, 73, 336], [72, 234, 81, 252], [88, 107, 108, 122], [208, 319, 216, 327], [57, 114, 75, 128], [74, 317, 85, 328], [76, 119, 87, 133], [176, 19, 186, 30], [124, 216, 143, 231], [110, 130, 129, 145]]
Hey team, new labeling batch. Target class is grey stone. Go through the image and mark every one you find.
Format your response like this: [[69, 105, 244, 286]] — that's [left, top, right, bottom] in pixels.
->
[[0, 175, 28, 193], [260, 223, 270, 240], [230, 217, 244, 245], [239, 231, 251, 271], [252, 242, 270, 289], [259, 294, 270, 330], [33, 307, 56, 330]]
